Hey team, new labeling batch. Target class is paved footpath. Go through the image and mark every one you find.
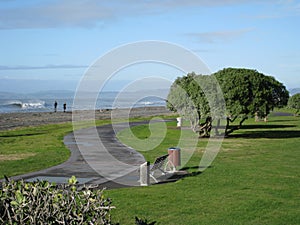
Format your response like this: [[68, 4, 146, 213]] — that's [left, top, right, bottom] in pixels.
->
[[2, 121, 161, 189]]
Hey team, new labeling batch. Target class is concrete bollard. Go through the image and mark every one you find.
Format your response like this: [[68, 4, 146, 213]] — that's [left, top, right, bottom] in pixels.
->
[[140, 161, 150, 186], [176, 117, 182, 127]]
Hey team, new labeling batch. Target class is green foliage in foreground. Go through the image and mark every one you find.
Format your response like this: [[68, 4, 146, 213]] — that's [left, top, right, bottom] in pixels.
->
[[0, 176, 114, 224], [114, 116, 300, 224]]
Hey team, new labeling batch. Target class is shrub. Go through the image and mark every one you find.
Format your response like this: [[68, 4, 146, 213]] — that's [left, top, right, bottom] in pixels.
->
[[135, 216, 156, 225], [0, 176, 115, 224], [288, 93, 300, 116]]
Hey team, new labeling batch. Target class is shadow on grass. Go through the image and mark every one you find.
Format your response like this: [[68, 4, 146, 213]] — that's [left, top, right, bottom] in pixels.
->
[[154, 166, 208, 185], [270, 112, 294, 116], [0, 132, 47, 138], [171, 166, 212, 179], [230, 130, 300, 139], [240, 124, 296, 129], [181, 165, 212, 171], [266, 119, 298, 123]]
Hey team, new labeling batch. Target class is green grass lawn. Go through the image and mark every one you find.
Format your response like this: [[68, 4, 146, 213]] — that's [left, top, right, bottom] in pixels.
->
[[0, 115, 299, 224], [0, 120, 113, 178], [113, 116, 300, 224]]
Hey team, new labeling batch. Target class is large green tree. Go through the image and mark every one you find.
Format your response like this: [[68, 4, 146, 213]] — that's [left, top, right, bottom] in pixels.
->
[[167, 72, 225, 136], [214, 68, 289, 135], [167, 68, 289, 137], [167, 73, 208, 132]]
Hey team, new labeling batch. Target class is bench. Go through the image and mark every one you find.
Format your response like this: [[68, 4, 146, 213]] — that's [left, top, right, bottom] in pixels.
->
[[150, 154, 176, 183]]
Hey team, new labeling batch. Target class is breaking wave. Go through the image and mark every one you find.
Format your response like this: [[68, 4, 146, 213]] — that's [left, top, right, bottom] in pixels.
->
[[2, 100, 46, 109]]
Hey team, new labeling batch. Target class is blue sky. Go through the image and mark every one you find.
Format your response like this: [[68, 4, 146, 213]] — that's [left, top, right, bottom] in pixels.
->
[[0, 0, 299, 93]]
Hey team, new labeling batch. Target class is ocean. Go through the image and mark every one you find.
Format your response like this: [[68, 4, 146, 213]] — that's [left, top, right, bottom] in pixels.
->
[[0, 90, 168, 113]]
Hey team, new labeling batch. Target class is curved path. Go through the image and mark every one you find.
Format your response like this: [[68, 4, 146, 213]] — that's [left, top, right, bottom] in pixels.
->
[[2, 121, 159, 189]]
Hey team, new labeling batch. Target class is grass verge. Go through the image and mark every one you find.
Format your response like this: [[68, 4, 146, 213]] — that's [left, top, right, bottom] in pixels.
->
[[0, 120, 113, 178]]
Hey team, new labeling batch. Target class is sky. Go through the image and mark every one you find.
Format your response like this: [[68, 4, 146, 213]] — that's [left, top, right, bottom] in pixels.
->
[[0, 0, 299, 93]]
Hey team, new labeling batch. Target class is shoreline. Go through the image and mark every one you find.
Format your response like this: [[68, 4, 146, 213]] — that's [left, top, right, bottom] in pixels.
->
[[0, 106, 175, 131]]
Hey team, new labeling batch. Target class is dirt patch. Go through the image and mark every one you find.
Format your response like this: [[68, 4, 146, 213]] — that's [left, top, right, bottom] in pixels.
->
[[0, 153, 36, 161]]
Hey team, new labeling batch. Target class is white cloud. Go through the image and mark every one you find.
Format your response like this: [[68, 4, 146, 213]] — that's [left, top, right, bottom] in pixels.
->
[[0, 0, 277, 29], [0, 64, 87, 70], [138, 0, 275, 9], [187, 28, 255, 43], [0, 0, 115, 29], [250, 0, 300, 19]]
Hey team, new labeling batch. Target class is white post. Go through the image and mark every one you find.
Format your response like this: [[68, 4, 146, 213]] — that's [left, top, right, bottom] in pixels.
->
[[176, 117, 182, 127], [140, 161, 150, 186]]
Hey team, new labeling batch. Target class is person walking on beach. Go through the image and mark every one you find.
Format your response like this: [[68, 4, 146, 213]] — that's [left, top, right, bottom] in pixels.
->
[[63, 102, 66, 113], [54, 101, 58, 112]]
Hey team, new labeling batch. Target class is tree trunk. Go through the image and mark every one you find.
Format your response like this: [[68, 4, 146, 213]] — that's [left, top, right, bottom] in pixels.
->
[[198, 116, 212, 138], [225, 116, 248, 136]]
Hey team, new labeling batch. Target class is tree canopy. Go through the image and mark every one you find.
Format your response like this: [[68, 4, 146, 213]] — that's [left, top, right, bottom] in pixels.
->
[[167, 68, 289, 137], [167, 72, 225, 135]]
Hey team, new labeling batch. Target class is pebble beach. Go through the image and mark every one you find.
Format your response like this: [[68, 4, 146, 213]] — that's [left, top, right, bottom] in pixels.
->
[[0, 106, 175, 131]]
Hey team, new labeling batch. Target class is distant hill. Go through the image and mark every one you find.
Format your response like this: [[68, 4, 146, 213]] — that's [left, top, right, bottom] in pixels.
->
[[31, 90, 75, 99], [0, 90, 75, 100], [0, 92, 28, 99], [289, 88, 300, 96], [0, 78, 78, 93]]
